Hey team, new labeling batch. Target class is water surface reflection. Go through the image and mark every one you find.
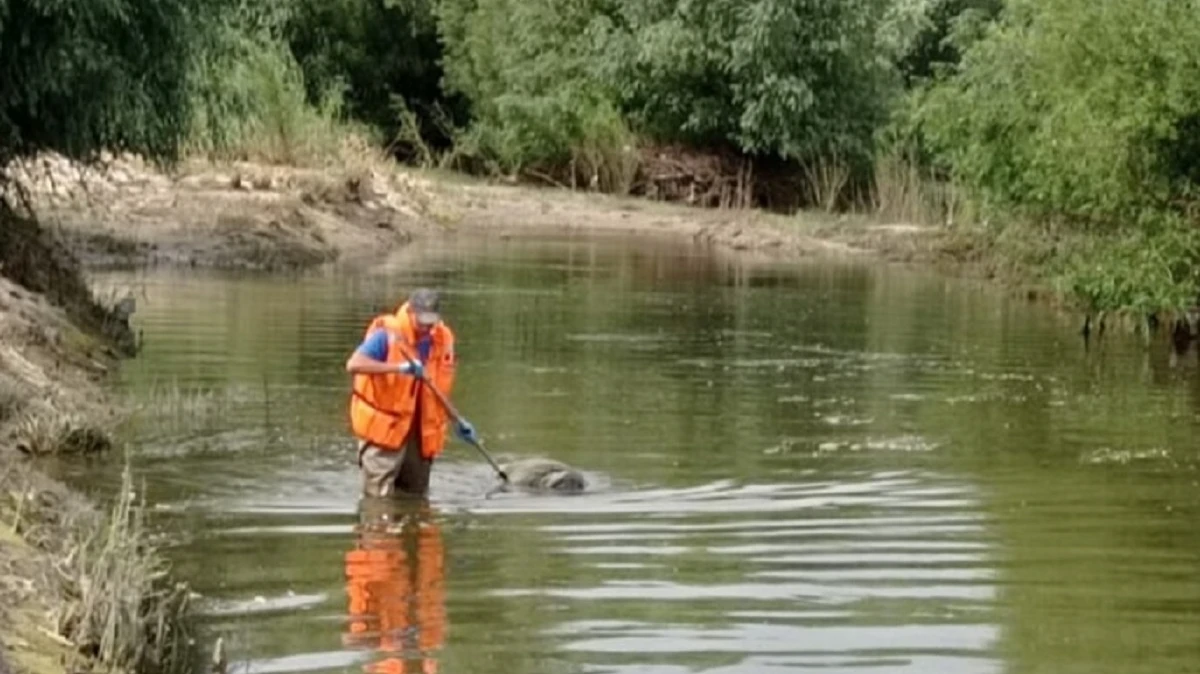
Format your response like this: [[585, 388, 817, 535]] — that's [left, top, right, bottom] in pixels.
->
[[69, 234, 1200, 674]]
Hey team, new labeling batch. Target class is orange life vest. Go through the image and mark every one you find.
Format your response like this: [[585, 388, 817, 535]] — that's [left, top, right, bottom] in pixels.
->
[[349, 303, 456, 459]]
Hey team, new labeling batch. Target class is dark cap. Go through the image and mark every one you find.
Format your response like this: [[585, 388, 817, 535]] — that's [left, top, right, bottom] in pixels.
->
[[408, 288, 441, 326]]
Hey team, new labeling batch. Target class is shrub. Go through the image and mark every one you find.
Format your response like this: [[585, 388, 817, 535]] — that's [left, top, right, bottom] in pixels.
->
[[915, 0, 1200, 226], [185, 4, 373, 167]]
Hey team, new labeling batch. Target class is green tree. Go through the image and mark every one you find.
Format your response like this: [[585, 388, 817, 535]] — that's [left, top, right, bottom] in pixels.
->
[[913, 0, 1200, 315], [605, 0, 907, 165], [436, 0, 936, 179], [916, 0, 1200, 224], [435, 0, 628, 173], [284, 0, 467, 154], [183, 0, 367, 166], [0, 0, 210, 169], [895, 0, 1003, 86], [0, 0, 232, 349]]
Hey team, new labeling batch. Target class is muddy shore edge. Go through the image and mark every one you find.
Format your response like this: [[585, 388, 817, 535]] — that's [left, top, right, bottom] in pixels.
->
[[0, 152, 969, 674], [0, 199, 190, 674], [10, 153, 956, 273]]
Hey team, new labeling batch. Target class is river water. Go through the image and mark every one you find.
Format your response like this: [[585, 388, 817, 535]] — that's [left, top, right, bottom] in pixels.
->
[[76, 233, 1200, 674]]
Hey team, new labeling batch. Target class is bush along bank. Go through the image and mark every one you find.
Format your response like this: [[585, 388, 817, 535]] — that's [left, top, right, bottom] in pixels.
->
[[0, 205, 197, 674], [902, 0, 1200, 343]]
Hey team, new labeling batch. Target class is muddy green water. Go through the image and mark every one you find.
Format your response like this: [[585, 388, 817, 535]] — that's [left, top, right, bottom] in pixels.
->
[[76, 233, 1200, 674]]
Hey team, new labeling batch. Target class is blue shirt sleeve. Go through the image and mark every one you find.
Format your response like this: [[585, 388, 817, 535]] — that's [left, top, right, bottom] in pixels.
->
[[356, 329, 389, 362]]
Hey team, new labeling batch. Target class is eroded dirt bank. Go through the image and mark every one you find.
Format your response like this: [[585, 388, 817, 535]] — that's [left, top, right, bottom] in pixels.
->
[[7, 152, 947, 274], [0, 204, 191, 674], [439, 174, 948, 264], [6, 154, 445, 271]]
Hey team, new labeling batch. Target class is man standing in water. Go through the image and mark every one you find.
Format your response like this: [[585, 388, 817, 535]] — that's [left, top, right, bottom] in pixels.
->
[[345, 288, 478, 497]]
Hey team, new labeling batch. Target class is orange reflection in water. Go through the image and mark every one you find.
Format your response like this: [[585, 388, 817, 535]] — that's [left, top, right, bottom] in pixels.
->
[[343, 498, 446, 674]]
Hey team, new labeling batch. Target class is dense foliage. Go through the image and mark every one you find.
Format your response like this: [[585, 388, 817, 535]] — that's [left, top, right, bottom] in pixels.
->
[[912, 0, 1200, 314], [435, 0, 937, 174], [3, 0, 1200, 316], [434, 0, 627, 173], [916, 0, 1200, 226], [284, 0, 465, 151], [0, 0, 212, 169]]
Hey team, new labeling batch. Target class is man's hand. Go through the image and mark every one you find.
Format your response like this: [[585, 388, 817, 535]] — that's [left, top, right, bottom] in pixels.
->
[[346, 351, 401, 375], [396, 359, 425, 379], [455, 419, 479, 445]]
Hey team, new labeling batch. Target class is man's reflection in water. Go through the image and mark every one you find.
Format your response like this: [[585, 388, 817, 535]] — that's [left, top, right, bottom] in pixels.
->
[[343, 497, 446, 674]]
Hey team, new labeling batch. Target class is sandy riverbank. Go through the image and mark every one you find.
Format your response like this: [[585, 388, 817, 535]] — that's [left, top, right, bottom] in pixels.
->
[[0, 265, 189, 674], [0, 190, 194, 674], [7, 152, 950, 273]]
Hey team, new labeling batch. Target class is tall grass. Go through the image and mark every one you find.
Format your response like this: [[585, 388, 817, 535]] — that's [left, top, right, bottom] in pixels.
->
[[185, 21, 376, 169], [787, 150, 974, 227], [871, 152, 935, 224], [867, 151, 975, 227], [53, 465, 194, 674], [123, 380, 261, 440], [569, 106, 640, 195], [1, 463, 195, 674], [9, 406, 113, 457], [801, 155, 851, 213], [0, 373, 23, 424]]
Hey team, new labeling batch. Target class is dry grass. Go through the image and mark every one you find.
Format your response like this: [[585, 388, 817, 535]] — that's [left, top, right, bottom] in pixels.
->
[[126, 381, 246, 438], [802, 155, 852, 213], [868, 151, 976, 228], [0, 374, 24, 425], [139, 382, 230, 419], [571, 140, 640, 196], [52, 465, 194, 674], [1, 461, 195, 674], [10, 407, 113, 457], [1, 150, 195, 674]]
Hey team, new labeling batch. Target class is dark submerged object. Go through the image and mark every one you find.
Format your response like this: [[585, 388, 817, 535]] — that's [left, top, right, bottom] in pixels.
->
[[498, 458, 587, 494]]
